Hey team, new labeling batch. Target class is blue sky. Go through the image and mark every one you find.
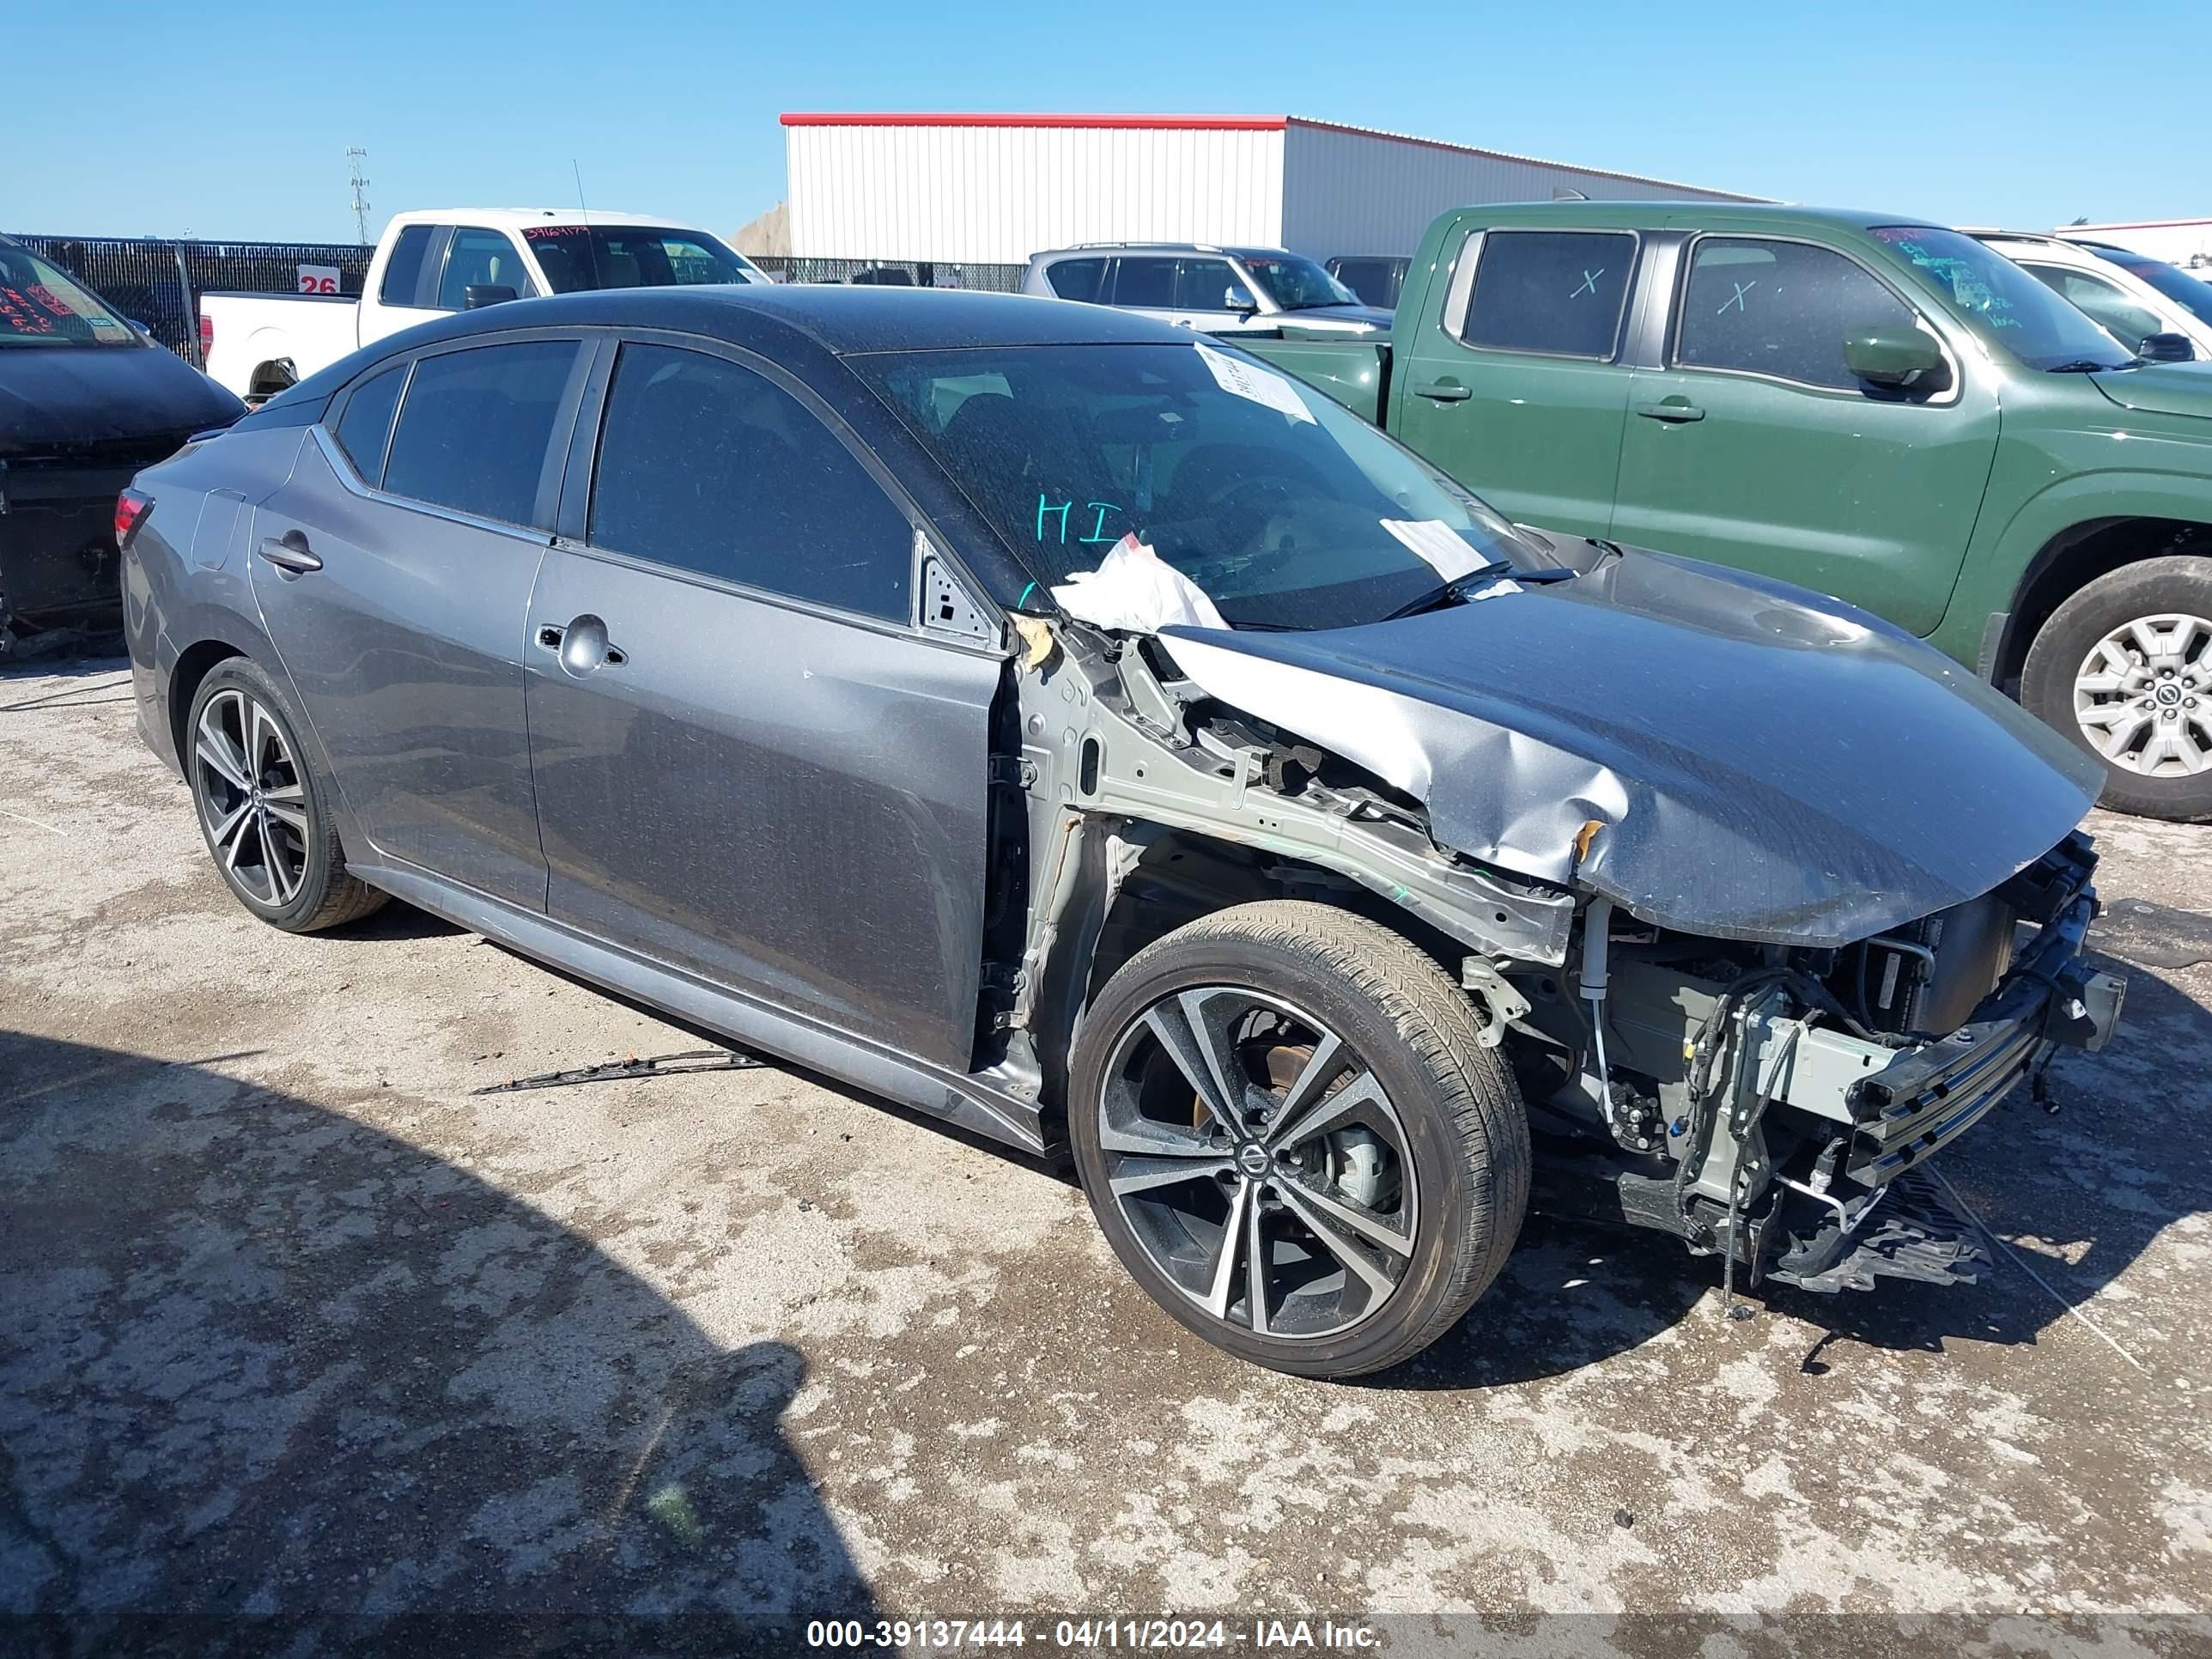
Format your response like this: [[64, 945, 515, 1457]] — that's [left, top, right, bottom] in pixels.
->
[[10, 0, 2203, 244]]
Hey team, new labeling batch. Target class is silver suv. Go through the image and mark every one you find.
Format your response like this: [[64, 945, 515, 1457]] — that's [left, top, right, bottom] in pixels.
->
[[1021, 243, 1392, 334]]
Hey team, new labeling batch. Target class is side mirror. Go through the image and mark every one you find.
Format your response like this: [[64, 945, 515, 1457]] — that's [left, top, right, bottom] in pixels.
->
[[125, 318, 152, 336], [1224, 288, 1260, 314], [2137, 331, 2194, 362], [1844, 327, 1948, 391], [464, 283, 518, 310]]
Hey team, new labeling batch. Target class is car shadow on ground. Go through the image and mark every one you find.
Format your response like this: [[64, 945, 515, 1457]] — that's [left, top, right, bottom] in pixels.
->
[[0, 1032, 878, 1654], [1396, 945, 2211, 1390]]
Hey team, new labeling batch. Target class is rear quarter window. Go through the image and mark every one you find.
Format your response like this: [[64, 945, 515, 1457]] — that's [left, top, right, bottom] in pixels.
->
[[332, 362, 407, 484], [1045, 258, 1109, 302]]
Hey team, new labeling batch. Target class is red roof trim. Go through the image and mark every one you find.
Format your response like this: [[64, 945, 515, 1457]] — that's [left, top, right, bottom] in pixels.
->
[[780, 112, 1287, 131]]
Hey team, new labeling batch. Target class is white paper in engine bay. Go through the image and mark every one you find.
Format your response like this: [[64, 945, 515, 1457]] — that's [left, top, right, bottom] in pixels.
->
[[1051, 532, 1229, 633]]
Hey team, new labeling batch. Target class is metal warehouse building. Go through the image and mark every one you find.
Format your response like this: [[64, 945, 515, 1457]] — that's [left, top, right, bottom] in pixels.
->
[[781, 112, 1763, 265]]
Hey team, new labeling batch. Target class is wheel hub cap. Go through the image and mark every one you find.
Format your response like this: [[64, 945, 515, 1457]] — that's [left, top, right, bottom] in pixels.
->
[[191, 688, 310, 909], [1096, 985, 1418, 1342], [2072, 612, 2212, 778]]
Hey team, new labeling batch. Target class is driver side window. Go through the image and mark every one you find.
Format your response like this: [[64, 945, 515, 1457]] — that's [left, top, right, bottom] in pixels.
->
[[1174, 258, 1255, 314], [437, 228, 535, 311], [1674, 238, 1917, 391]]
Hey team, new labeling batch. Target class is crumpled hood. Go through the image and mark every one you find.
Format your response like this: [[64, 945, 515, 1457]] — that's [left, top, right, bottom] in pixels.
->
[[0, 343, 242, 449], [1159, 550, 2101, 946], [2089, 360, 2212, 420]]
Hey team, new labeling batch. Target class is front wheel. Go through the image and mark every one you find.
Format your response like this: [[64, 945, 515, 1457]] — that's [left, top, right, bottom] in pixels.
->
[[1067, 901, 1528, 1378], [2022, 555, 2212, 823]]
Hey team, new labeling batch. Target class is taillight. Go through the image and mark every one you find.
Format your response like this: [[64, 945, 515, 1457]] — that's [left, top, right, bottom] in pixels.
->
[[115, 489, 154, 550], [198, 312, 214, 360]]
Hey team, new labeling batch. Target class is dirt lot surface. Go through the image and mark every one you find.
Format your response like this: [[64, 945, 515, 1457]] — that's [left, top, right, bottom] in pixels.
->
[[3, 655, 2209, 1655]]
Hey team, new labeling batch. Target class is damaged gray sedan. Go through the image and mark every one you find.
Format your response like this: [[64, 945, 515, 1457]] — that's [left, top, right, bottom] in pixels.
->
[[122, 286, 2126, 1377]]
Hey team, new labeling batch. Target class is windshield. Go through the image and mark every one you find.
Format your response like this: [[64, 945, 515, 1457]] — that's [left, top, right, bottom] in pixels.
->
[[2088, 246, 2212, 328], [1239, 254, 1361, 312], [520, 225, 759, 293], [0, 246, 137, 349], [1869, 226, 2135, 371], [853, 342, 1546, 630]]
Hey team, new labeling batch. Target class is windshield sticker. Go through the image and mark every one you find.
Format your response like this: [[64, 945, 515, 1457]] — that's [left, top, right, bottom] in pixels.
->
[[1036, 495, 1125, 544], [1382, 519, 1492, 582], [0, 288, 58, 335], [1194, 342, 1315, 424]]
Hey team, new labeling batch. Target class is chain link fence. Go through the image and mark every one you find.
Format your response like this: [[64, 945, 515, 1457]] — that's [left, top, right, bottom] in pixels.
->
[[8, 235, 1030, 369], [750, 255, 1026, 292], [12, 235, 374, 368]]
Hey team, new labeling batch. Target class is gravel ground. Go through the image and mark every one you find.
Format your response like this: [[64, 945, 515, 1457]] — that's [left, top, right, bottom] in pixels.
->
[[3, 655, 2209, 1656]]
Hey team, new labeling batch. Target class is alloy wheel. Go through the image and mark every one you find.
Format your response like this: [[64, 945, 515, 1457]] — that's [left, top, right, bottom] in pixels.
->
[[1095, 985, 1418, 1341], [193, 688, 311, 908], [2073, 612, 2212, 777]]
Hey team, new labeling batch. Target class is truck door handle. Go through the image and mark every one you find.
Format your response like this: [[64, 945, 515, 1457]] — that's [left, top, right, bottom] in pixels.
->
[[1411, 381, 1472, 402], [255, 531, 321, 574], [538, 613, 626, 676], [1635, 400, 1705, 422]]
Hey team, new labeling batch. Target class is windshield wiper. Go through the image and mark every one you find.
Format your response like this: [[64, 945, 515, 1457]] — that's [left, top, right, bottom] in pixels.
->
[[2045, 359, 2130, 374], [1382, 560, 1577, 622]]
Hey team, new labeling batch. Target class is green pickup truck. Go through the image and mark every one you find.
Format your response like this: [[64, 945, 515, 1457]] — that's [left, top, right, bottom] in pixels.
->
[[1243, 204, 2212, 821]]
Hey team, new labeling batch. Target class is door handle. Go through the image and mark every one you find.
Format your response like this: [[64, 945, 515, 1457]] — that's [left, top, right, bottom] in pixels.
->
[[1635, 400, 1705, 422], [1411, 381, 1472, 402], [256, 531, 322, 574], [538, 612, 626, 677]]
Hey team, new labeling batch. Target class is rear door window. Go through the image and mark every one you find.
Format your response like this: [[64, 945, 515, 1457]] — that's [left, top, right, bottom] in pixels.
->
[[331, 362, 407, 483], [588, 343, 910, 621], [382, 340, 577, 526], [379, 226, 436, 306], [1462, 230, 1637, 358], [1045, 258, 1109, 302], [1674, 238, 1917, 390], [436, 228, 533, 310], [1110, 258, 1179, 309]]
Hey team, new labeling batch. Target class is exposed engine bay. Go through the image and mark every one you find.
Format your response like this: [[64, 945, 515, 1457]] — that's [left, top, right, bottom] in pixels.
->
[[994, 601, 2127, 1298]]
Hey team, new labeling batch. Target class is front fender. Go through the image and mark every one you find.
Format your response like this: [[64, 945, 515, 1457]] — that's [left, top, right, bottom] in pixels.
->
[[1933, 430, 2212, 666]]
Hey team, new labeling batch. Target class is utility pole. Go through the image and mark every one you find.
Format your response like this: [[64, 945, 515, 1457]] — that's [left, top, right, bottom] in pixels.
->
[[347, 149, 372, 245]]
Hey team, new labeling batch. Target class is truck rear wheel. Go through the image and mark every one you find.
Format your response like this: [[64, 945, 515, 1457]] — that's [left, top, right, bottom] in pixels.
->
[[2022, 555, 2212, 823], [1067, 901, 1528, 1378]]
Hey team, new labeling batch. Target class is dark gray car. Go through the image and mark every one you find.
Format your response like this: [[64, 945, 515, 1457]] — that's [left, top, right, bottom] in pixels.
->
[[123, 285, 2124, 1379]]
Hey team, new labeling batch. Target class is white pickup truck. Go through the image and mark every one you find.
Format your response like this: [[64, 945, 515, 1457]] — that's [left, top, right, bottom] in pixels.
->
[[198, 208, 767, 401]]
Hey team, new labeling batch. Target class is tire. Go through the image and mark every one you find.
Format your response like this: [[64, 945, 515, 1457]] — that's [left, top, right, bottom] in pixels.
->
[[184, 658, 387, 932], [1067, 900, 1528, 1378], [2021, 556, 2212, 823]]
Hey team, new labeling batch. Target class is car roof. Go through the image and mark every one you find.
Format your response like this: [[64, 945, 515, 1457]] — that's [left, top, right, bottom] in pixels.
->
[[1033, 243, 1289, 260], [384, 283, 1199, 356], [1454, 201, 1935, 234], [386, 208, 696, 234]]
